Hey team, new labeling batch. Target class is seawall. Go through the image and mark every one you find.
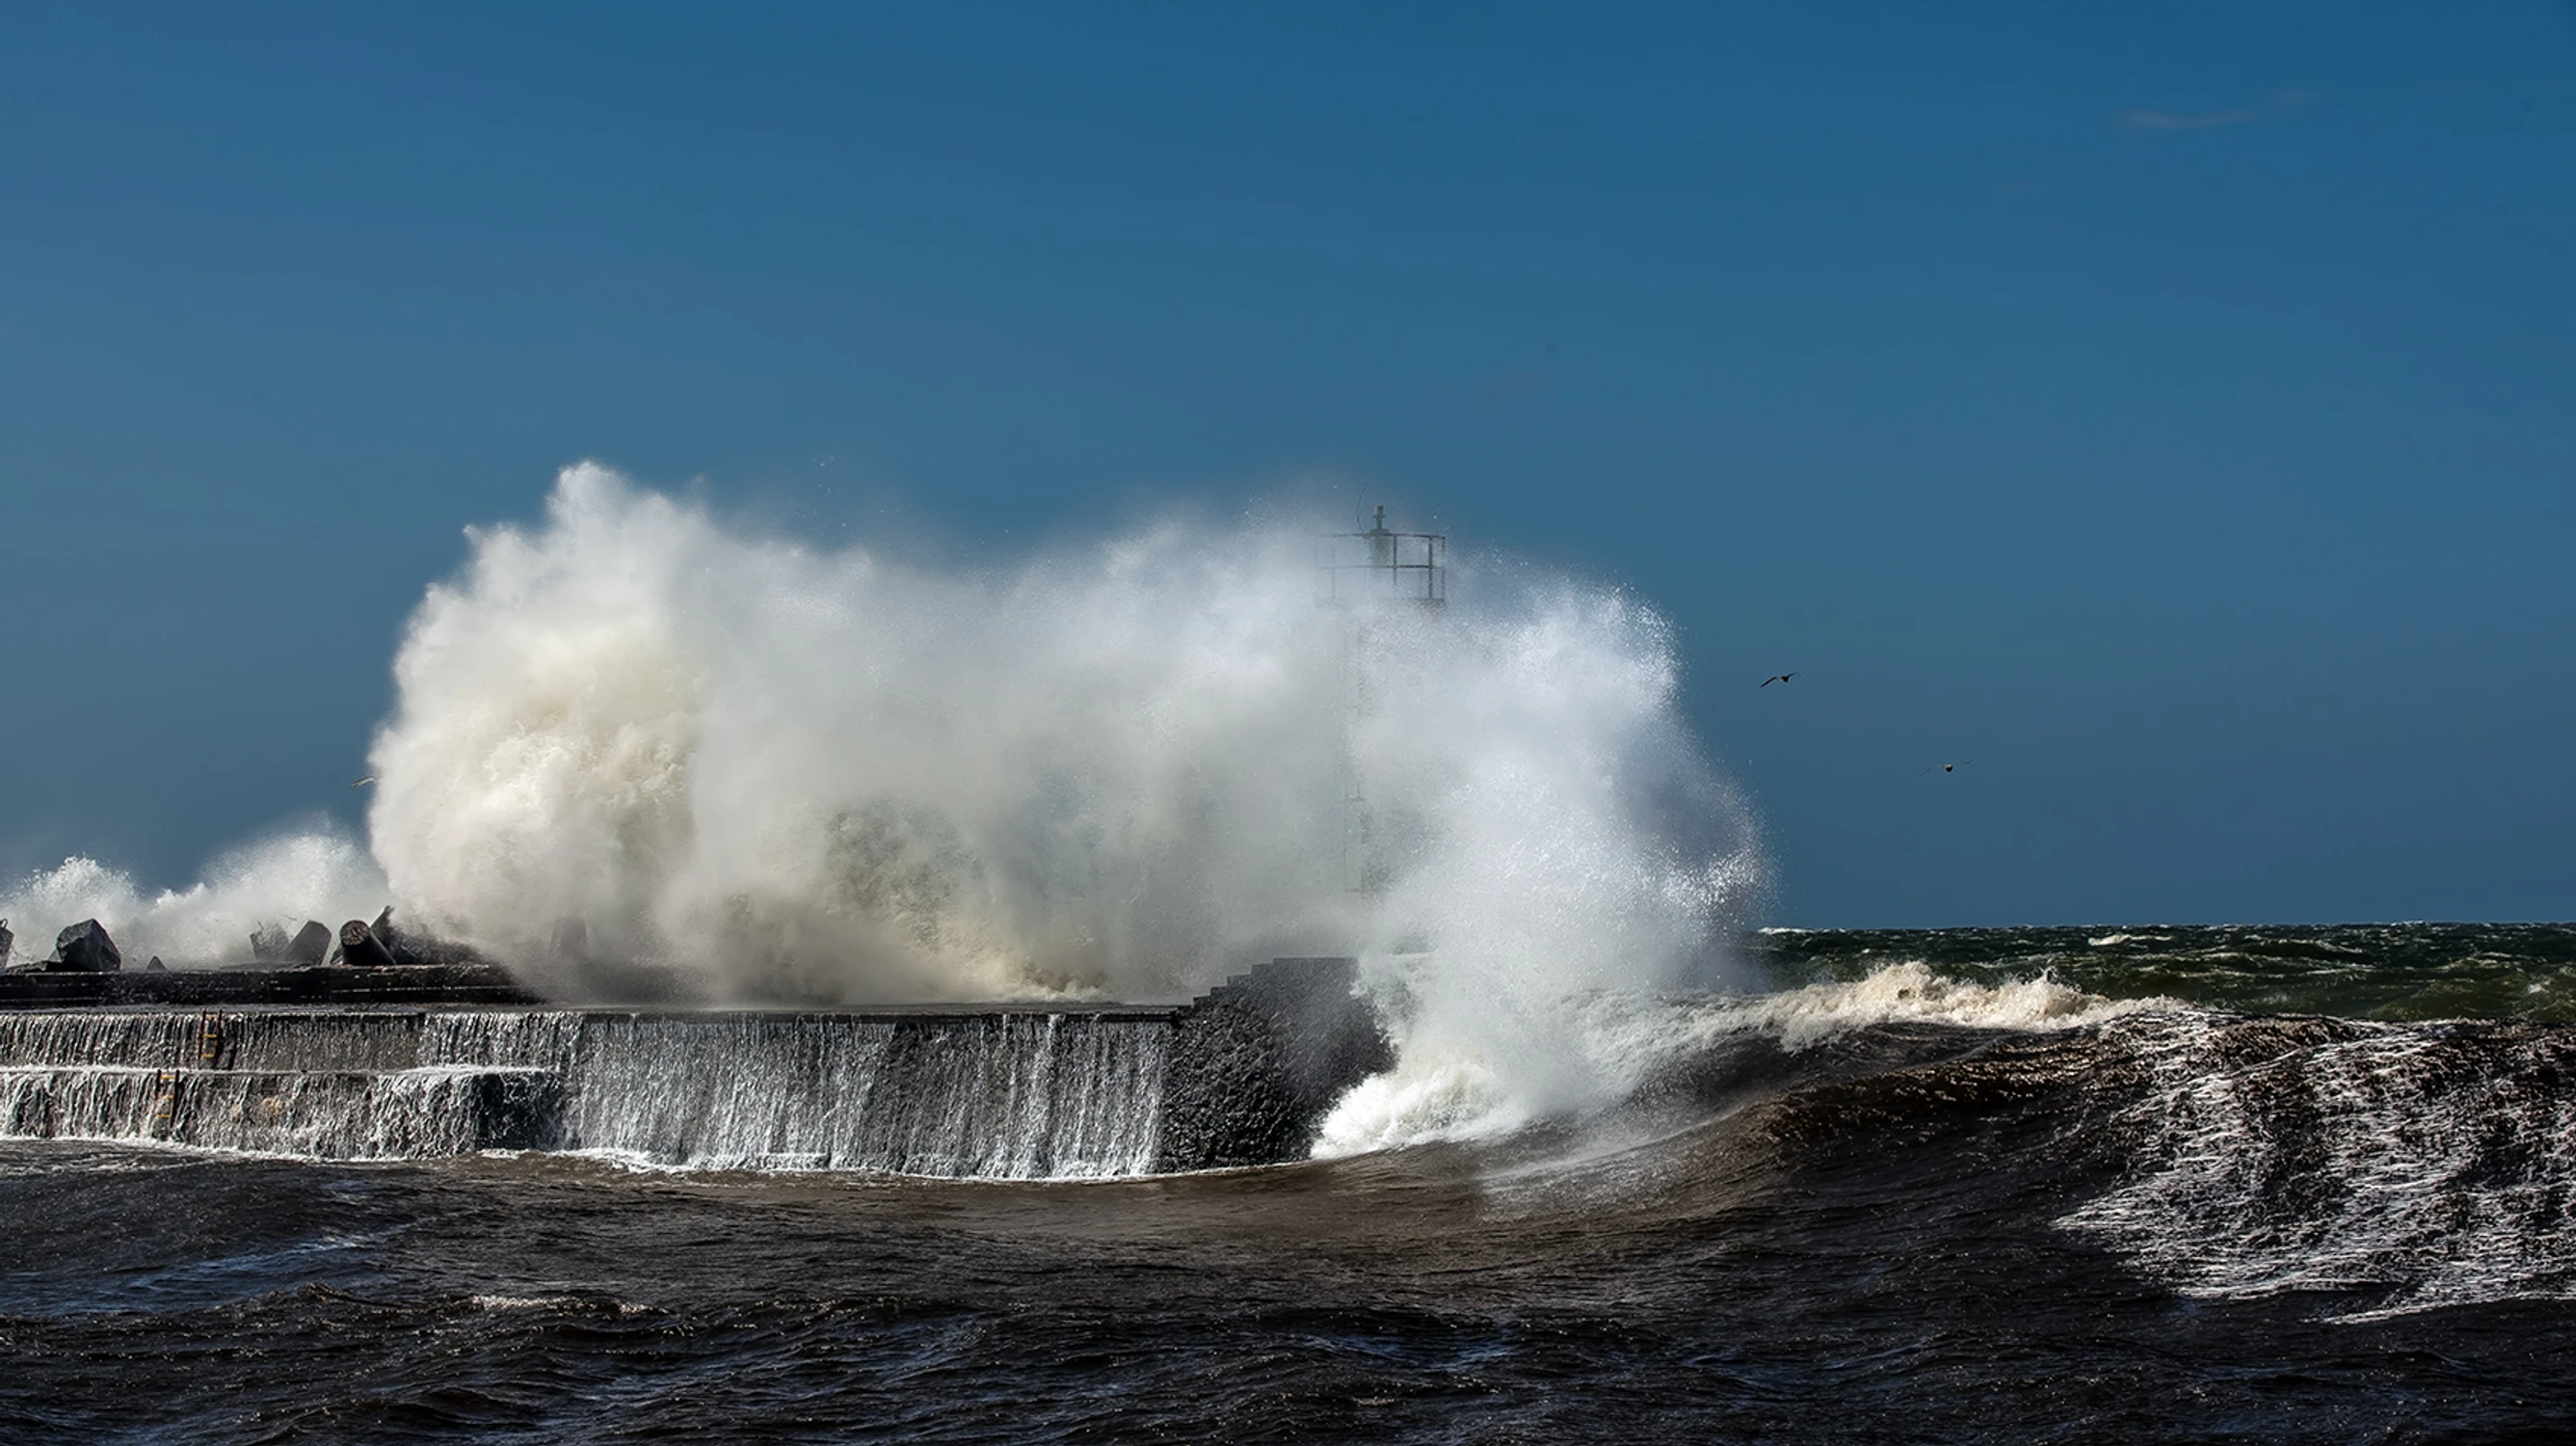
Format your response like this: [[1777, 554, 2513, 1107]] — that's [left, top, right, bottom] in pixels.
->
[[0, 957, 1390, 1177]]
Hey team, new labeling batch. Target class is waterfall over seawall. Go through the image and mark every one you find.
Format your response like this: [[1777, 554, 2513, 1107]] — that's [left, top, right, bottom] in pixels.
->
[[519, 1011, 1176, 1177], [0, 959, 1388, 1178]]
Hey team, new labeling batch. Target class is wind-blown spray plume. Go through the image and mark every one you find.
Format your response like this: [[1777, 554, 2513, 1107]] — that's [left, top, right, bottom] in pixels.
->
[[349, 464, 1760, 1142], [0, 832, 387, 969]]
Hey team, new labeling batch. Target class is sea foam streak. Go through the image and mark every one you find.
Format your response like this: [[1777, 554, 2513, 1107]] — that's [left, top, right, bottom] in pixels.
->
[[2060, 1010, 2576, 1320]]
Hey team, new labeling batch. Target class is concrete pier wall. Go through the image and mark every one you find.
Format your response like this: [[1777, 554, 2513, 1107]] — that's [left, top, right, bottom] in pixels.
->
[[0, 958, 1389, 1176]]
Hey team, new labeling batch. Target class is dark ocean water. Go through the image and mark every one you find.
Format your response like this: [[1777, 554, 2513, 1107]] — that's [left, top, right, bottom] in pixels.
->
[[7, 923, 2576, 1443]]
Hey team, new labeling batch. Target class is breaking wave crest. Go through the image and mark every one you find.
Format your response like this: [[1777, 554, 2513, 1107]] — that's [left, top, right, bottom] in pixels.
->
[[365, 462, 1761, 987], [1314, 960, 2149, 1153]]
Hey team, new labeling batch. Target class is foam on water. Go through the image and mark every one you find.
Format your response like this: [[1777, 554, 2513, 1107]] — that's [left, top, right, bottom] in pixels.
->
[[2061, 1010, 2576, 1321], [1700, 959, 2149, 1048]]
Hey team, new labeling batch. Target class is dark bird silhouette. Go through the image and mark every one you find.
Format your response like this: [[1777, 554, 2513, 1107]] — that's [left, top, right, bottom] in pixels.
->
[[1925, 761, 1970, 774], [1761, 673, 1796, 687]]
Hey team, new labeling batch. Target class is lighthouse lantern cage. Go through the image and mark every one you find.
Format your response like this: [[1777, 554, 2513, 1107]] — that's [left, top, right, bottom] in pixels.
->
[[1316, 506, 1445, 609]]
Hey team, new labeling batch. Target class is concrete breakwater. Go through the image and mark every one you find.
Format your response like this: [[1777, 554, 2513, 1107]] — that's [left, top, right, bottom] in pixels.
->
[[0, 964, 543, 1008], [0, 958, 1389, 1178]]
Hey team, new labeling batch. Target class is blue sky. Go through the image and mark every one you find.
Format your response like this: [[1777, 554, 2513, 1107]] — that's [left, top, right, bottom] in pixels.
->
[[3, 2, 2570, 925]]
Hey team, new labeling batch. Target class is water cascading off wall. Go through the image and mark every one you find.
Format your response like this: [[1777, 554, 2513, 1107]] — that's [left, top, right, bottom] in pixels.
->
[[0, 958, 1391, 1177], [0, 1010, 1171, 1174]]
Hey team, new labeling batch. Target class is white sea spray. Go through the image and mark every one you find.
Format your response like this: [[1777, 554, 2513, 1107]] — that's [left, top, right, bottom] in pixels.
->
[[0, 830, 386, 969], [356, 465, 1767, 1138], [13, 462, 1781, 1146]]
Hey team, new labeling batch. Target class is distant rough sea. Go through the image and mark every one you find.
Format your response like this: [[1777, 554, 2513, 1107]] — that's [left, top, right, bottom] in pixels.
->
[[6, 922, 2575, 1443]]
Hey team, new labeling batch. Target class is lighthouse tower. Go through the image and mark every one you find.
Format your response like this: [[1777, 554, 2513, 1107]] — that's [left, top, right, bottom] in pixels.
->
[[1316, 506, 1446, 895]]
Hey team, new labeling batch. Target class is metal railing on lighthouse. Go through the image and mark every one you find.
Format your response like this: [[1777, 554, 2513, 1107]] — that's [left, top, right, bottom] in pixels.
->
[[1315, 505, 1446, 610]]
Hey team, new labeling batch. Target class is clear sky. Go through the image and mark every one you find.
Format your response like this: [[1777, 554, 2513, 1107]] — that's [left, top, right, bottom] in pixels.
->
[[3, 2, 2570, 926]]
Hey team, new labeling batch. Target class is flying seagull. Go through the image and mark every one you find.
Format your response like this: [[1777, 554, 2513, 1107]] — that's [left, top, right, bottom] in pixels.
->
[[349, 776, 377, 788], [1925, 761, 1970, 774], [1761, 673, 1796, 687]]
